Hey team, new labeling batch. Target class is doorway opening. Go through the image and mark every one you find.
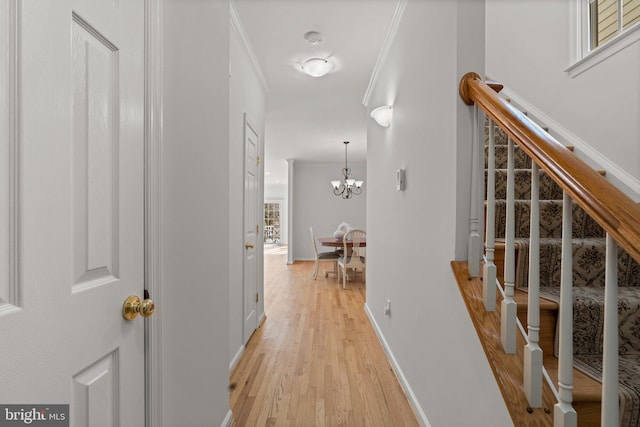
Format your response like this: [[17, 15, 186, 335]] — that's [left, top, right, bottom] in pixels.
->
[[264, 200, 287, 255], [264, 200, 281, 244]]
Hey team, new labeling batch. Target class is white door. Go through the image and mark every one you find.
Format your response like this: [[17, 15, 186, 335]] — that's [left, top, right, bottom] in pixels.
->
[[243, 115, 259, 343], [0, 0, 146, 425]]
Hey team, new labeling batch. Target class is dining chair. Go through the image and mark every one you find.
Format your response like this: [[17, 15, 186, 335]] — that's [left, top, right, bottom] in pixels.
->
[[338, 228, 366, 289], [310, 227, 340, 280]]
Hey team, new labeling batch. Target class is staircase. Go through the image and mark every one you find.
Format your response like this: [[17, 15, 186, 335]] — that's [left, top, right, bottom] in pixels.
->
[[487, 121, 640, 426]]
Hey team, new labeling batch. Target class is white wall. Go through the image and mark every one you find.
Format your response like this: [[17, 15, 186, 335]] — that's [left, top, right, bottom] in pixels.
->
[[161, 1, 231, 425], [455, 0, 489, 261], [365, 1, 511, 425], [265, 183, 288, 245], [229, 12, 266, 369], [291, 161, 366, 261], [486, 0, 640, 183]]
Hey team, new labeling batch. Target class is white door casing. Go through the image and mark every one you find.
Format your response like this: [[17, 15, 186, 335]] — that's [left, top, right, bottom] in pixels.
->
[[0, 0, 146, 425], [243, 114, 259, 343]]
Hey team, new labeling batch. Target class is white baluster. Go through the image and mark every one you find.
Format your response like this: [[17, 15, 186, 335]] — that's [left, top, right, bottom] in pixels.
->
[[483, 119, 496, 311], [468, 106, 481, 277], [554, 191, 577, 426], [524, 162, 542, 407], [477, 111, 486, 280], [601, 233, 619, 426], [501, 136, 517, 354]]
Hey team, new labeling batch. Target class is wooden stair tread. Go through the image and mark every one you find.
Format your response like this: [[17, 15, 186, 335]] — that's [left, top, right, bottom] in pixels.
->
[[514, 289, 558, 311], [456, 260, 605, 426], [543, 356, 602, 402], [495, 240, 521, 249], [455, 260, 604, 427], [479, 117, 631, 427], [452, 261, 555, 425]]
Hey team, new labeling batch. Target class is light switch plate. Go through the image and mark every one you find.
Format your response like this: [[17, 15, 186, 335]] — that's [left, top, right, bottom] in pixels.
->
[[396, 168, 405, 191]]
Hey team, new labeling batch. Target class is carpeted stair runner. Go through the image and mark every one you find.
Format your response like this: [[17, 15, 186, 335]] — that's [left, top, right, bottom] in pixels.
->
[[490, 169, 565, 200], [493, 200, 605, 240], [574, 355, 640, 427], [485, 144, 531, 169], [486, 122, 640, 425], [514, 237, 640, 289]]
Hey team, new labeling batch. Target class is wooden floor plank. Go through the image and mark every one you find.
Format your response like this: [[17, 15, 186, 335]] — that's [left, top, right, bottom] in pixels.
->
[[230, 253, 418, 426]]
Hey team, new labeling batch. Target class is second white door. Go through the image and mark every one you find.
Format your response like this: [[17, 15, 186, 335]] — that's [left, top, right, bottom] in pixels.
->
[[243, 115, 259, 343]]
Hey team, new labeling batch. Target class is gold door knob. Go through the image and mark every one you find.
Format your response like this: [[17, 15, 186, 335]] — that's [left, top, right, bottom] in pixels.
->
[[245, 243, 254, 249], [122, 295, 155, 321]]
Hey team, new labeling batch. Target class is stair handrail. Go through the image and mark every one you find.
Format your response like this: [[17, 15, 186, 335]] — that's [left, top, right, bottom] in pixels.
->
[[459, 72, 640, 265]]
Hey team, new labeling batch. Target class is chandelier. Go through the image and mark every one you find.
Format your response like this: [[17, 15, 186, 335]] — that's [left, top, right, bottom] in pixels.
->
[[331, 141, 364, 199]]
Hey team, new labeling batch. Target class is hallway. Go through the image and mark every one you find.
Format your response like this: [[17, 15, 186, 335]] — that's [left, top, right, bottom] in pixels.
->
[[230, 253, 418, 426]]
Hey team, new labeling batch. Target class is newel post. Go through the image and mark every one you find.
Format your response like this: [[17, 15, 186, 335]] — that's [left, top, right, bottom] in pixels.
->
[[467, 105, 482, 277]]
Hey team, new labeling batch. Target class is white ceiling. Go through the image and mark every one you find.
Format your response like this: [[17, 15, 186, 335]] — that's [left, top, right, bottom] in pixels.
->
[[232, 0, 397, 186]]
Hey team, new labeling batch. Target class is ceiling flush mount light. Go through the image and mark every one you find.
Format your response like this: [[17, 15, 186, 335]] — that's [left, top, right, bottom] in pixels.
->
[[301, 57, 332, 78], [370, 105, 393, 128], [299, 30, 332, 77], [331, 141, 363, 199]]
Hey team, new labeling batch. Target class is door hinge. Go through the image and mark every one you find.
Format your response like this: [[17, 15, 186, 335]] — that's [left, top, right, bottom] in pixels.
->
[[256, 293, 259, 303], [257, 155, 260, 166], [256, 224, 259, 234]]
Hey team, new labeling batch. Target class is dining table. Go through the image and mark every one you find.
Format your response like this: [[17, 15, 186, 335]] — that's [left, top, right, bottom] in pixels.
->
[[318, 237, 366, 282], [318, 237, 366, 249]]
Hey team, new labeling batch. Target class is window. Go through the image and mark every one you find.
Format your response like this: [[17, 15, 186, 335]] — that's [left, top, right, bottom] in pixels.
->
[[566, 0, 640, 76], [264, 202, 281, 244], [588, 0, 640, 50]]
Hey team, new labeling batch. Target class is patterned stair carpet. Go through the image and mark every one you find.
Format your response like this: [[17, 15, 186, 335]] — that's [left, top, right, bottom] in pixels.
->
[[574, 355, 640, 427], [487, 123, 640, 426]]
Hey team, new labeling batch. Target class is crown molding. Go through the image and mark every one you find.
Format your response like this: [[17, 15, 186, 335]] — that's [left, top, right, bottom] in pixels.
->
[[229, 1, 270, 93], [362, 0, 407, 107]]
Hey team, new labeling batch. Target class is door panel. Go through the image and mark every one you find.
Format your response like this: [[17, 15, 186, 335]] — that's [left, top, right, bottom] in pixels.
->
[[72, 351, 119, 426], [71, 13, 119, 288], [0, 1, 145, 425]]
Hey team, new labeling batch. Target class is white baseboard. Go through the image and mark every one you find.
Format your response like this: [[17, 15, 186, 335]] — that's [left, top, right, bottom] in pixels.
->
[[220, 409, 233, 427], [258, 311, 266, 326], [229, 345, 245, 372], [501, 87, 640, 201], [363, 303, 432, 427]]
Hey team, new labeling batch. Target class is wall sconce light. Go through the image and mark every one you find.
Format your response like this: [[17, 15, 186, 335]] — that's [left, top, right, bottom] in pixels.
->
[[370, 105, 393, 127]]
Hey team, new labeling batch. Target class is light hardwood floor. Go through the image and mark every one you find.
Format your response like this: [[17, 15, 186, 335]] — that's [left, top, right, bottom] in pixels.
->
[[230, 252, 419, 426]]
